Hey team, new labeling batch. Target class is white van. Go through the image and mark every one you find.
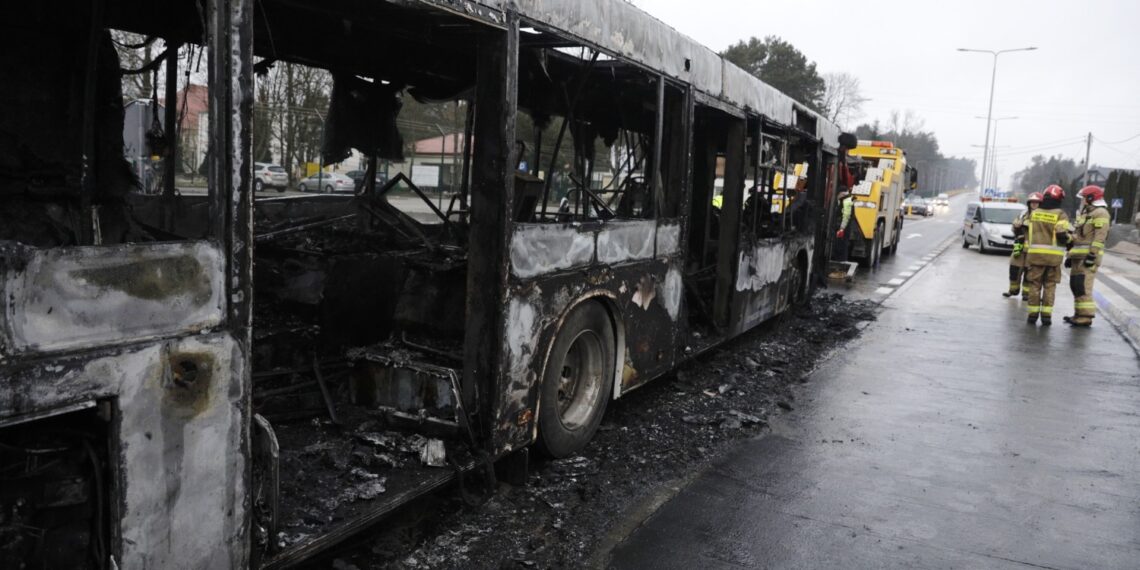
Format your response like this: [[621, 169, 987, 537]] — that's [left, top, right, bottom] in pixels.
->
[[963, 200, 1026, 253]]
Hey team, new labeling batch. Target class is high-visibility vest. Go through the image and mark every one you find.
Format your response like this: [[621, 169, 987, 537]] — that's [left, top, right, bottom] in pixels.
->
[[839, 197, 853, 230], [1070, 205, 1110, 258], [1025, 207, 1071, 267], [711, 195, 723, 210]]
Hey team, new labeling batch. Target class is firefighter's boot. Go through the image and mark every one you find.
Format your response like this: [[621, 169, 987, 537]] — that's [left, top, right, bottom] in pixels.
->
[[1003, 266, 1021, 298]]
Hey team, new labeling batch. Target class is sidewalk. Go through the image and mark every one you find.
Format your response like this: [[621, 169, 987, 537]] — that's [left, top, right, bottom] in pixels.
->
[[1097, 245, 1140, 348], [608, 242, 1140, 569]]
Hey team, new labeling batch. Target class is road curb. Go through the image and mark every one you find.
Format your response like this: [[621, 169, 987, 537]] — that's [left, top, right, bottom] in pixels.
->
[[1093, 289, 1140, 353]]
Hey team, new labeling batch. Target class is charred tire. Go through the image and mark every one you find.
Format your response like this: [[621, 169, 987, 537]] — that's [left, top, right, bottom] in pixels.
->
[[537, 301, 614, 458]]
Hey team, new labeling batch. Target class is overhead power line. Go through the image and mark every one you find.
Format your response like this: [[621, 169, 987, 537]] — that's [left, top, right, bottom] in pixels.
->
[[1093, 133, 1140, 145]]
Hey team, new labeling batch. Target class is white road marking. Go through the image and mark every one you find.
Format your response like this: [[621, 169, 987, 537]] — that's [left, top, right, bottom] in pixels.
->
[[899, 271, 914, 277], [906, 233, 922, 239], [874, 287, 894, 295], [1102, 272, 1140, 297], [887, 278, 905, 286]]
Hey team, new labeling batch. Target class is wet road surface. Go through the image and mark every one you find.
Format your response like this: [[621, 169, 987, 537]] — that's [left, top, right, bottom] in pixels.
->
[[608, 226, 1140, 569], [839, 193, 972, 302]]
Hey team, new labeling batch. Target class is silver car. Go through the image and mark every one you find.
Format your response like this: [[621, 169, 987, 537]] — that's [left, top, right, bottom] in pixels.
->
[[253, 162, 288, 192], [297, 172, 355, 193], [963, 200, 1025, 253]]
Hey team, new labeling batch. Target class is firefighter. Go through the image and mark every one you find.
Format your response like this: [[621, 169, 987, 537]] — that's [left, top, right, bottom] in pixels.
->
[[1024, 184, 1072, 325], [1063, 185, 1111, 327], [1004, 192, 1042, 299], [833, 189, 854, 262]]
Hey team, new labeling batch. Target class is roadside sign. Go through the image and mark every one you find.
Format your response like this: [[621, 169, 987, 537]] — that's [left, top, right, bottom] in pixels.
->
[[1111, 198, 1124, 223]]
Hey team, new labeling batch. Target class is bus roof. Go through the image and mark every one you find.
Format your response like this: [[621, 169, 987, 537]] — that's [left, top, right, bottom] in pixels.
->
[[411, 0, 841, 148]]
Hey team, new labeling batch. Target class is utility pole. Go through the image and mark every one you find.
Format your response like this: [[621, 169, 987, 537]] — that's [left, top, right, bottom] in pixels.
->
[[1083, 132, 1092, 186]]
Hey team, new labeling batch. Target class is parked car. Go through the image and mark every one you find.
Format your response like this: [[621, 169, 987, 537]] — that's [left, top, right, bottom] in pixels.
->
[[345, 169, 389, 191], [253, 162, 288, 192], [962, 200, 1026, 253], [297, 172, 355, 193]]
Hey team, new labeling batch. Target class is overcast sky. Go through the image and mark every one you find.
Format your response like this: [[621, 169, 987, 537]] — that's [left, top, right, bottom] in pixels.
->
[[633, 0, 1140, 186]]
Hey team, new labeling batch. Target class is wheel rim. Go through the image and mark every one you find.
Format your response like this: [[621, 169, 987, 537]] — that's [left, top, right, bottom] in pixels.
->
[[556, 330, 605, 430]]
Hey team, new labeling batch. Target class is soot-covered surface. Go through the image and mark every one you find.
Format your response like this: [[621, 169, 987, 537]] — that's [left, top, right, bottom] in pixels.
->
[[305, 292, 877, 569]]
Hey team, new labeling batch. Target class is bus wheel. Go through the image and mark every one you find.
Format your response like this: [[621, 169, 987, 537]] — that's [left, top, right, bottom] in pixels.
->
[[537, 301, 614, 458]]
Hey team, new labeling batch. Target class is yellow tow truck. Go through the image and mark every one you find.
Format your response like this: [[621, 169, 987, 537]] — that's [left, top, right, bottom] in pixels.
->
[[845, 140, 918, 267]]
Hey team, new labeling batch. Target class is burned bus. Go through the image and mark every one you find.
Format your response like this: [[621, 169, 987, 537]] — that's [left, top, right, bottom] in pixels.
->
[[0, 0, 847, 567]]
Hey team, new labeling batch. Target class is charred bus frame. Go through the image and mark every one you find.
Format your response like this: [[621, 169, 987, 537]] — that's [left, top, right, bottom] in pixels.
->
[[1, 0, 846, 567]]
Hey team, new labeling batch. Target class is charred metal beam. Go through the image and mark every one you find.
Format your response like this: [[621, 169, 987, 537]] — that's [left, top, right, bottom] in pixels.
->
[[714, 118, 746, 328], [459, 101, 475, 215], [210, 0, 255, 343], [162, 42, 180, 203], [253, 214, 357, 243], [651, 75, 665, 216], [462, 14, 518, 447], [312, 355, 341, 425], [79, 0, 106, 245]]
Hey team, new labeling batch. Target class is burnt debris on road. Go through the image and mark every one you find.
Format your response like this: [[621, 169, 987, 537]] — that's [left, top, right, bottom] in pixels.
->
[[310, 293, 877, 569]]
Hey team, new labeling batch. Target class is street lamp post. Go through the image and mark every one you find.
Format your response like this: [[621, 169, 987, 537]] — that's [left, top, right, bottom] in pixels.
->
[[976, 116, 1017, 191], [971, 144, 1012, 194], [958, 47, 1036, 192]]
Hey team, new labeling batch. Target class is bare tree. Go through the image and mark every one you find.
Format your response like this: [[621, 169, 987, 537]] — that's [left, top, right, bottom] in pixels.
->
[[821, 72, 868, 128], [252, 61, 333, 182]]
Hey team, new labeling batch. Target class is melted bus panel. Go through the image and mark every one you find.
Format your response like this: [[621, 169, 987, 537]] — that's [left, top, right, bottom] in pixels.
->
[[0, 0, 253, 567]]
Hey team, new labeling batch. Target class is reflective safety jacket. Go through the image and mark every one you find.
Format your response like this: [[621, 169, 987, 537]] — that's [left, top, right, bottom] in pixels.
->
[[1070, 204, 1110, 259], [1025, 207, 1071, 267], [839, 196, 853, 230], [1009, 210, 1030, 261]]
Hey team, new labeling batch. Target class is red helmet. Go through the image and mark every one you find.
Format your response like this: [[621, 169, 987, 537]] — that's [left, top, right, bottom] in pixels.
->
[[1043, 184, 1064, 201], [1077, 185, 1104, 202], [1027, 192, 1043, 204]]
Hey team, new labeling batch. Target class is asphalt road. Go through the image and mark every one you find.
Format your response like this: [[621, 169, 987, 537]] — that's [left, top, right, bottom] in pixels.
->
[[836, 192, 973, 302], [607, 215, 1140, 569]]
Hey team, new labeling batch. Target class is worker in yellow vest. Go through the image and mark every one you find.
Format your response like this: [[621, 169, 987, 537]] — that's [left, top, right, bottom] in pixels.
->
[[1063, 185, 1111, 327], [1004, 192, 1042, 299], [832, 190, 854, 262], [1023, 184, 1072, 326]]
